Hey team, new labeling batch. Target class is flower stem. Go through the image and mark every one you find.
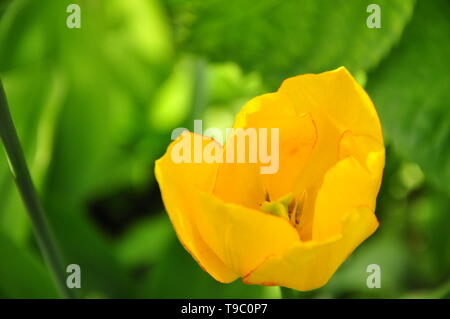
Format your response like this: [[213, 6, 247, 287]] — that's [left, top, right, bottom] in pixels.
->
[[0, 80, 74, 299], [280, 287, 295, 299]]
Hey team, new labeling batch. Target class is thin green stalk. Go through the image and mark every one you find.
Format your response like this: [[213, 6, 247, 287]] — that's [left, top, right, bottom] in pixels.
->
[[0, 79, 74, 299], [280, 287, 295, 299]]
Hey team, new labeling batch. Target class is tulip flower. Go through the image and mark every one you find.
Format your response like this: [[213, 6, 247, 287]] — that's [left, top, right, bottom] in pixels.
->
[[155, 67, 385, 291]]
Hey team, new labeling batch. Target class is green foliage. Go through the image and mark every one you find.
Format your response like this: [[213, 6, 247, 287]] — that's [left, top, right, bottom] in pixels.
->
[[409, 191, 450, 284], [168, 0, 415, 87], [0, 231, 59, 298], [367, 0, 450, 196], [0, 0, 448, 299], [139, 235, 269, 298]]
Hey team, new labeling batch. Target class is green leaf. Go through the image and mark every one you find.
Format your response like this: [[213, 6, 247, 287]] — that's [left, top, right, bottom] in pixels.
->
[[169, 0, 415, 87], [0, 0, 50, 72], [0, 65, 61, 245], [0, 230, 59, 298], [139, 235, 269, 298], [409, 191, 450, 284], [0, 0, 149, 297], [366, 0, 450, 195], [116, 213, 173, 268], [43, 204, 132, 298]]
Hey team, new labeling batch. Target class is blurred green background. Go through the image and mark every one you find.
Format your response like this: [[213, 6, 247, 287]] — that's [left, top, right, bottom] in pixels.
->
[[0, 0, 449, 298]]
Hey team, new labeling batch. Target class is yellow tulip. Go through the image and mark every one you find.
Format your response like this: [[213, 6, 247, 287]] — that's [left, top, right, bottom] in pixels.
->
[[155, 67, 385, 291]]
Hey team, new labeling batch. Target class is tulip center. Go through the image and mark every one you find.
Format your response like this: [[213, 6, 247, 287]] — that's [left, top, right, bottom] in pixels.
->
[[260, 192, 305, 227]]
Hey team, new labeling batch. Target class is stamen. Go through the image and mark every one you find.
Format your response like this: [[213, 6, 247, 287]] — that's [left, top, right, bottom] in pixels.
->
[[259, 191, 307, 228], [260, 193, 295, 224], [289, 200, 297, 225], [294, 192, 307, 226], [295, 203, 302, 225], [287, 199, 295, 218]]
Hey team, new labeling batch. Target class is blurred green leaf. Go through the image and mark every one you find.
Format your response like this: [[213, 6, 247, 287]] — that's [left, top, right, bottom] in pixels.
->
[[0, 230, 59, 298], [169, 0, 415, 87], [207, 62, 262, 106], [367, 0, 450, 195], [409, 191, 450, 284], [107, 0, 173, 63], [0, 0, 166, 297], [116, 213, 172, 267], [35, 1, 143, 297], [104, 0, 175, 101], [148, 57, 194, 132], [0, 65, 62, 245], [139, 235, 267, 298], [402, 279, 450, 299], [0, 0, 50, 72], [0, 184, 30, 245], [42, 204, 132, 298]]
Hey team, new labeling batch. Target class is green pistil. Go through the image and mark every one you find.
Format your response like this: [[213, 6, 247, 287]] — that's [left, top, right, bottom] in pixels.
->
[[260, 193, 294, 221]]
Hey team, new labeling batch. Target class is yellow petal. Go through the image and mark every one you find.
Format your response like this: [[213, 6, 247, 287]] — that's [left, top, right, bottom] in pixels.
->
[[338, 130, 385, 175], [233, 67, 383, 203], [243, 206, 378, 290], [193, 191, 299, 277], [154, 132, 238, 282], [212, 160, 266, 210], [312, 131, 384, 241], [279, 67, 383, 143], [278, 67, 384, 238], [232, 93, 317, 199]]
